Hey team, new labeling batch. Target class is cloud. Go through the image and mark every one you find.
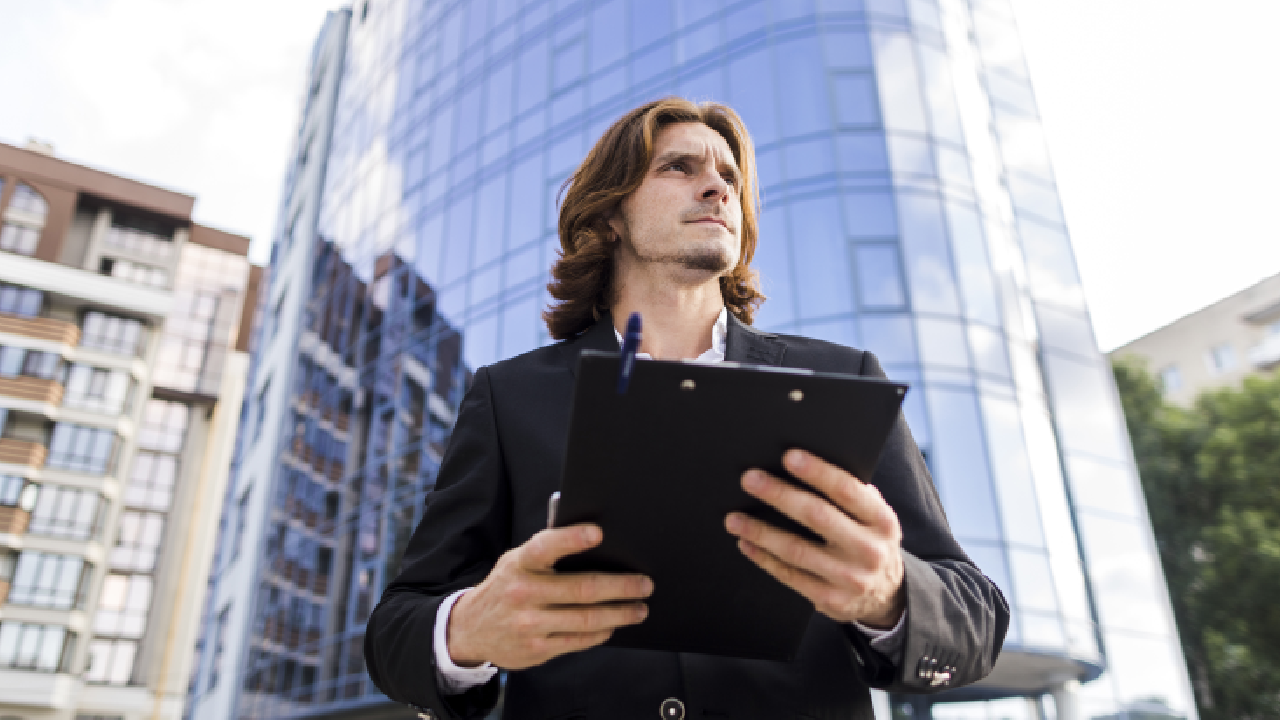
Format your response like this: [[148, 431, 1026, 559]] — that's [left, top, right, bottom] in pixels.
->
[[0, 0, 343, 264]]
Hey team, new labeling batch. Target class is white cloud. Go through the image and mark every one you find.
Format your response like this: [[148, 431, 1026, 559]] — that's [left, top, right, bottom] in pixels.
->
[[0, 0, 343, 264]]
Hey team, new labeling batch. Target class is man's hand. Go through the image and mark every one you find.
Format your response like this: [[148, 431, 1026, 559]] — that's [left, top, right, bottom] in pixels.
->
[[725, 449, 905, 628], [447, 524, 653, 670]]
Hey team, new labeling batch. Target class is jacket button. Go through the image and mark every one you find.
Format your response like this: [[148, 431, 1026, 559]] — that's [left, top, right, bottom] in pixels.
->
[[660, 697, 685, 720]]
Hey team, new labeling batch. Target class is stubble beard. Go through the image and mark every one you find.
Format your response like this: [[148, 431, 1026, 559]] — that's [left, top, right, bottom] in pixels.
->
[[634, 244, 732, 274]]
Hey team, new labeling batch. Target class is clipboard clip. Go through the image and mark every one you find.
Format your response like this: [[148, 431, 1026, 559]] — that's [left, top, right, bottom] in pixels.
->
[[617, 312, 642, 394]]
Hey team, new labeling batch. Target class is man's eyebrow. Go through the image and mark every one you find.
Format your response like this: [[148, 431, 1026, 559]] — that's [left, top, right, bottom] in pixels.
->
[[652, 150, 742, 178]]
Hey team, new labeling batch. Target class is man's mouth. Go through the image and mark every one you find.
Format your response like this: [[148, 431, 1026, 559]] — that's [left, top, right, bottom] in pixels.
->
[[690, 216, 729, 230]]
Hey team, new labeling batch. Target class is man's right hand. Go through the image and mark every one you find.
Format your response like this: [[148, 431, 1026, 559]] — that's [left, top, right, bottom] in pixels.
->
[[447, 524, 653, 670]]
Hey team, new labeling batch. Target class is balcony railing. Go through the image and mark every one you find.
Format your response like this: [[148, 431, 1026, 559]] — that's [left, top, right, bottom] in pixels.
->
[[0, 376, 63, 406], [1249, 333, 1280, 370], [0, 505, 30, 535], [0, 438, 47, 468], [0, 313, 80, 346]]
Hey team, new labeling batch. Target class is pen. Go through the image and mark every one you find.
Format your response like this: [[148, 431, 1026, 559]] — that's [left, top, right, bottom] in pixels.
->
[[617, 311, 642, 394]]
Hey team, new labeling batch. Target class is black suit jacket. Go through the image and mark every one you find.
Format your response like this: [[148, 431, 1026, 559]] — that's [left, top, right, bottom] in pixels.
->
[[365, 314, 1009, 720]]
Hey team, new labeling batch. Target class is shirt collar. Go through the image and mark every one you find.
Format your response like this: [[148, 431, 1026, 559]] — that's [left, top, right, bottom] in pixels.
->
[[612, 307, 728, 364]]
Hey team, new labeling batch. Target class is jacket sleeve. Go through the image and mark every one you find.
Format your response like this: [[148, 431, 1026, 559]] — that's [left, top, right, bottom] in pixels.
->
[[849, 351, 1010, 693], [364, 366, 510, 719]]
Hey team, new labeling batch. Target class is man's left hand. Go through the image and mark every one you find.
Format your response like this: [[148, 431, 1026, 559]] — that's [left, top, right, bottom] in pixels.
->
[[725, 448, 906, 628]]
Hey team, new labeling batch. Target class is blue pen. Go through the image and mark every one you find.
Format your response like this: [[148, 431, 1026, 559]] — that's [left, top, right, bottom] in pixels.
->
[[617, 312, 642, 394]]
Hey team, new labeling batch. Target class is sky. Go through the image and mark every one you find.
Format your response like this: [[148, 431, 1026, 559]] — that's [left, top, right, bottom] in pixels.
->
[[1, 0, 1277, 352]]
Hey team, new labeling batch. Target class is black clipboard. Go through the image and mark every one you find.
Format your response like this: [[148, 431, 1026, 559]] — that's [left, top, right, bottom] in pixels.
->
[[552, 350, 908, 662]]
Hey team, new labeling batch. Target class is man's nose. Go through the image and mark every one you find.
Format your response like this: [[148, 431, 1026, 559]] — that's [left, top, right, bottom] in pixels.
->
[[700, 170, 730, 203]]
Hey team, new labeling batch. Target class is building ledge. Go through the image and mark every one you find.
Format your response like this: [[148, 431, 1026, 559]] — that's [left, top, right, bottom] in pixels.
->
[[1249, 333, 1280, 370], [0, 668, 79, 709], [0, 253, 172, 319]]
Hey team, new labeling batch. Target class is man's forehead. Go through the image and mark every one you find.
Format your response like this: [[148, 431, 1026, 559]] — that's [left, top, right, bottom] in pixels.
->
[[654, 123, 737, 166]]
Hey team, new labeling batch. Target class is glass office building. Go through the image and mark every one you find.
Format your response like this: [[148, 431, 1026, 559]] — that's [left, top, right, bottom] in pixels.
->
[[191, 1, 1198, 718]]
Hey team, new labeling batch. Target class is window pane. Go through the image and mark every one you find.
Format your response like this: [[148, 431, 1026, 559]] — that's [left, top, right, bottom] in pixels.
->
[[789, 197, 852, 318], [854, 244, 905, 309]]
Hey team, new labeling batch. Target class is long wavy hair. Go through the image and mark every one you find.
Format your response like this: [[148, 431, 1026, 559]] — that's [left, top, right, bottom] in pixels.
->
[[543, 98, 765, 340]]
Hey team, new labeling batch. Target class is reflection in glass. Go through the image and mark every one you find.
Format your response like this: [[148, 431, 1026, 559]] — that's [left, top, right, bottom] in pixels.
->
[[926, 387, 1001, 543], [855, 244, 906, 309]]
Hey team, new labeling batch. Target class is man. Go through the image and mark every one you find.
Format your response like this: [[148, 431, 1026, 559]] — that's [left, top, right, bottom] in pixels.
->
[[365, 98, 1008, 720]]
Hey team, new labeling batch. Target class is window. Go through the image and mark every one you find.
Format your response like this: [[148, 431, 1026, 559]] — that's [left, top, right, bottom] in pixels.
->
[[98, 257, 168, 288], [0, 223, 40, 255], [93, 573, 153, 639], [85, 638, 135, 685], [231, 488, 251, 561], [81, 311, 147, 357], [110, 510, 165, 572], [137, 399, 190, 454], [0, 475, 38, 509], [8, 183, 49, 217], [62, 365, 132, 414], [123, 451, 177, 511], [1, 183, 48, 257], [0, 622, 70, 672], [103, 224, 174, 260], [269, 286, 288, 344], [0, 282, 43, 317], [1159, 365, 1182, 393], [208, 604, 231, 691], [9, 551, 88, 609], [1206, 343, 1237, 375], [253, 379, 271, 444], [47, 423, 118, 475], [29, 485, 101, 540], [0, 345, 62, 379]]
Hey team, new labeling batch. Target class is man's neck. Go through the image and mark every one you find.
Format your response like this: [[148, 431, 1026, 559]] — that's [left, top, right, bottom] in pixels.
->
[[610, 273, 724, 361]]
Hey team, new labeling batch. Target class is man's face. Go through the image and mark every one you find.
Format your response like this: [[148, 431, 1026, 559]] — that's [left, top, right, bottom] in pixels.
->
[[609, 121, 744, 280]]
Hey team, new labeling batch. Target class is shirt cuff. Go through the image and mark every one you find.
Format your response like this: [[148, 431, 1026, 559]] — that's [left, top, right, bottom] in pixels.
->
[[851, 608, 908, 666], [433, 588, 499, 694]]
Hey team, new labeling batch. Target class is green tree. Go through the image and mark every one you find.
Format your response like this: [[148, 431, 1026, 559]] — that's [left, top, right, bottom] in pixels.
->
[[1113, 358, 1280, 718]]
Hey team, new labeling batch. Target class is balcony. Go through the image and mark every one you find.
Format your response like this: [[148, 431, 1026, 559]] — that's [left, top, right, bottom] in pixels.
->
[[0, 313, 79, 346], [0, 376, 63, 406], [0, 438, 47, 468], [1249, 333, 1280, 370], [0, 505, 30, 535]]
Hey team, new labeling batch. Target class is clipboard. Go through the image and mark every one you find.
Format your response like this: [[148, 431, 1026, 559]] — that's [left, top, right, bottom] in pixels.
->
[[552, 350, 908, 661]]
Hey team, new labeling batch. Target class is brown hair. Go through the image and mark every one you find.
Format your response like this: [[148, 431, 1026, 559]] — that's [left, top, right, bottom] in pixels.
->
[[543, 97, 765, 340]]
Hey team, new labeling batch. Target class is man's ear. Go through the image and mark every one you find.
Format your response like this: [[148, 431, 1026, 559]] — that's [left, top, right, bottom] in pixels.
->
[[605, 206, 625, 243]]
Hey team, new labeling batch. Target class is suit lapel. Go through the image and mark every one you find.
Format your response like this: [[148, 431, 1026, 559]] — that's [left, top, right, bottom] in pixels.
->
[[561, 311, 621, 378], [725, 313, 787, 367]]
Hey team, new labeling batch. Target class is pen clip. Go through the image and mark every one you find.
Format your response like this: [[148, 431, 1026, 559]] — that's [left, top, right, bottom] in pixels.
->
[[617, 311, 642, 394]]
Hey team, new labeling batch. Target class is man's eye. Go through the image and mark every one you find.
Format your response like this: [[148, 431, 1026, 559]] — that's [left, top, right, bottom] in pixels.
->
[[723, 175, 738, 186], [665, 162, 688, 173]]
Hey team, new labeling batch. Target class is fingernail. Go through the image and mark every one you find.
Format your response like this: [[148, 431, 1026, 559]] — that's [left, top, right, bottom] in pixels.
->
[[742, 471, 765, 492], [640, 577, 654, 595], [739, 539, 756, 556], [785, 449, 807, 470], [726, 513, 744, 532], [583, 526, 602, 545], [637, 604, 649, 621]]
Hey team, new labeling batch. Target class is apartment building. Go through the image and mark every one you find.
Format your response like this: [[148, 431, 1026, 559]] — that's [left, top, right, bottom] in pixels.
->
[[0, 139, 260, 720], [1111, 272, 1280, 405]]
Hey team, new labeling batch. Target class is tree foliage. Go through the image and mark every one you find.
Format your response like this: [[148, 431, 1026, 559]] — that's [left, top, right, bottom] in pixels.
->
[[1113, 358, 1280, 719]]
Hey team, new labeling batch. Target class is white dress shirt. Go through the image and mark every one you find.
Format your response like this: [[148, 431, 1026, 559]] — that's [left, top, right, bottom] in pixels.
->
[[433, 308, 906, 692]]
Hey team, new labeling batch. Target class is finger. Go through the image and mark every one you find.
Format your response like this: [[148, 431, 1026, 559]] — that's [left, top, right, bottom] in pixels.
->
[[737, 538, 837, 607], [518, 525, 603, 572], [784, 449, 898, 535], [536, 629, 615, 658], [740, 469, 860, 546], [540, 602, 649, 634], [726, 511, 852, 580], [537, 572, 654, 605]]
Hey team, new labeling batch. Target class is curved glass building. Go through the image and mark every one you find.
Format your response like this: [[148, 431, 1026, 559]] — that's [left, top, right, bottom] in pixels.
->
[[189, 1, 1197, 719]]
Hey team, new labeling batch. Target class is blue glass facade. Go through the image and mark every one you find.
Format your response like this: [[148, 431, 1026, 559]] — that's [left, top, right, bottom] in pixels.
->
[[196, 1, 1198, 719]]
